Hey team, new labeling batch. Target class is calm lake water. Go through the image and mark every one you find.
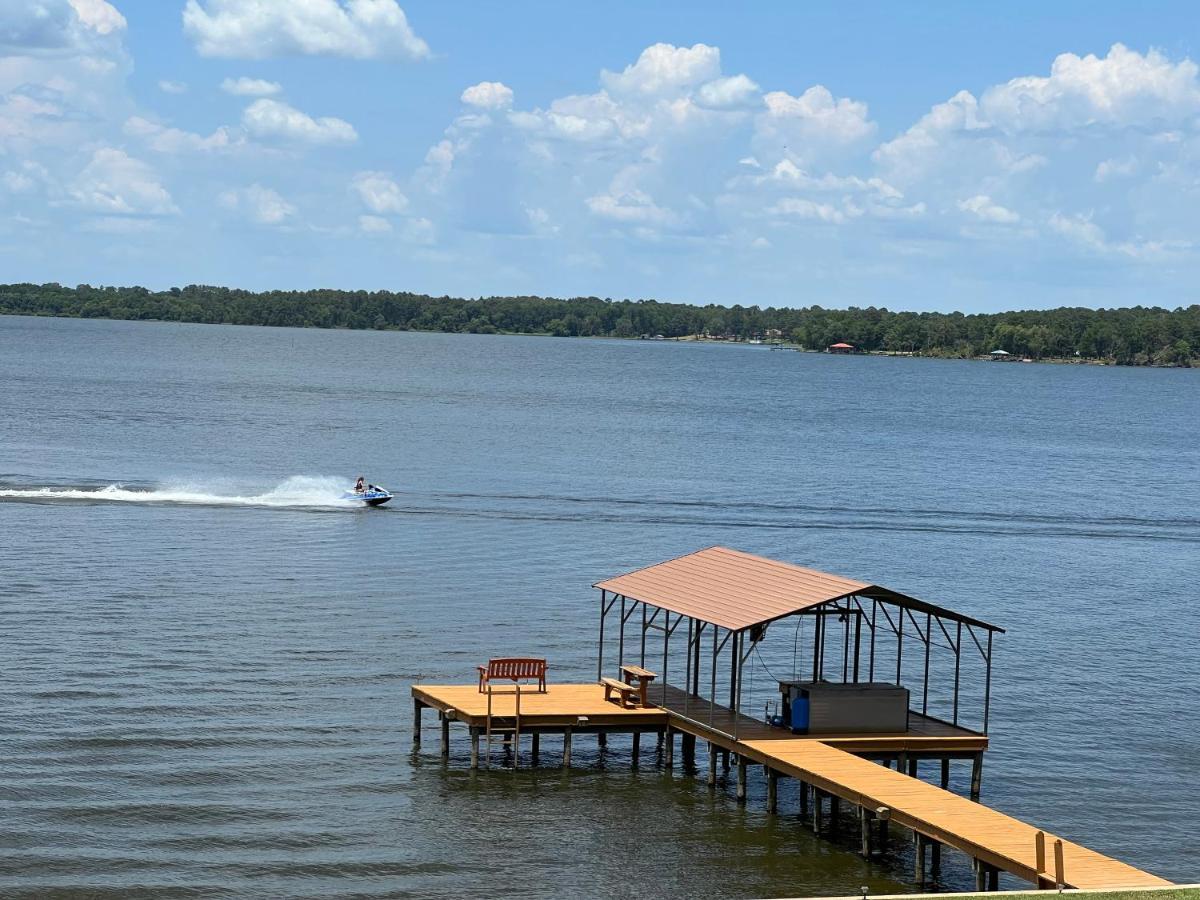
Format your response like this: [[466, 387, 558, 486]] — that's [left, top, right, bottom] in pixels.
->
[[1, 315, 1197, 898]]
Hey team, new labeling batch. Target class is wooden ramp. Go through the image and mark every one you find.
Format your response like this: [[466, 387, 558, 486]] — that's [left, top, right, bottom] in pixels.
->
[[737, 739, 1171, 890], [413, 683, 1171, 890]]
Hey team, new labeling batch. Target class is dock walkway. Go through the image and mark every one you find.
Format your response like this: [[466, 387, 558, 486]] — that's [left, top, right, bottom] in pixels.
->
[[413, 682, 1171, 892]]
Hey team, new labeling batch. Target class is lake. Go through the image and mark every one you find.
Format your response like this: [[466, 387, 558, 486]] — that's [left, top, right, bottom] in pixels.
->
[[1, 314, 1197, 898]]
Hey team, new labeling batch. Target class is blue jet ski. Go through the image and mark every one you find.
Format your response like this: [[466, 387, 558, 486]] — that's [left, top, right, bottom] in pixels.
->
[[343, 483, 392, 506]]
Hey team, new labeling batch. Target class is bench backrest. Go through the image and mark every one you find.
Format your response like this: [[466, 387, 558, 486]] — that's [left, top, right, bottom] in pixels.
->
[[485, 657, 546, 682]]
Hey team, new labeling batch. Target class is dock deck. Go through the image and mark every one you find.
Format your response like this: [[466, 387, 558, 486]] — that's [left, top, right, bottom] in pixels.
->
[[413, 681, 1170, 892]]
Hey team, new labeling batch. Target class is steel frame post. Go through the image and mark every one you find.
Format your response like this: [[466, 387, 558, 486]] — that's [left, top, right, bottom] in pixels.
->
[[983, 630, 994, 734], [597, 589, 606, 680], [922, 612, 932, 716], [953, 621, 962, 725]]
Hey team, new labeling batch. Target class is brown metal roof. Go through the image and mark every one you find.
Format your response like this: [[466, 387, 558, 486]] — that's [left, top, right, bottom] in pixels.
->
[[593, 546, 1002, 633]]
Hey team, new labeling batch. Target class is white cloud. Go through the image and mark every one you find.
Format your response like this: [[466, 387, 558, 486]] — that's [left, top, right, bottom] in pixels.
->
[[221, 76, 282, 97], [66, 0, 125, 35], [219, 183, 295, 224], [350, 171, 408, 213], [766, 197, 854, 224], [695, 74, 760, 109], [124, 116, 236, 153], [981, 44, 1200, 133], [958, 194, 1019, 223], [183, 0, 429, 60], [68, 148, 178, 216], [358, 214, 391, 232], [461, 81, 513, 110], [759, 86, 876, 150], [601, 43, 721, 95], [1095, 156, 1137, 181], [158, 79, 188, 94], [586, 188, 677, 226], [241, 98, 357, 144]]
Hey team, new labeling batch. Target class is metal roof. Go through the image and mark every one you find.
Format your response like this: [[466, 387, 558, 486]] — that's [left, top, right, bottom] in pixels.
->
[[593, 546, 1003, 633]]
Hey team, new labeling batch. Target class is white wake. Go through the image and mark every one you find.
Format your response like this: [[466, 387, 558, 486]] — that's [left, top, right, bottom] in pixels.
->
[[0, 476, 361, 509]]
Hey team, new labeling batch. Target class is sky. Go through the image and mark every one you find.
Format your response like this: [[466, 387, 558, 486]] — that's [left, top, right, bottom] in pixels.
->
[[3, 1, 1200, 312]]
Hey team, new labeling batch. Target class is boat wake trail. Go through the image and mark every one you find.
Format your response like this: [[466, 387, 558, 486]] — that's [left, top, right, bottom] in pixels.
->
[[0, 476, 357, 510]]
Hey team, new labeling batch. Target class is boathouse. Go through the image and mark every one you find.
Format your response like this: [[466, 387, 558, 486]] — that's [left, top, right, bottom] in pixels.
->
[[412, 547, 1171, 892], [828, 341, 856, 353]]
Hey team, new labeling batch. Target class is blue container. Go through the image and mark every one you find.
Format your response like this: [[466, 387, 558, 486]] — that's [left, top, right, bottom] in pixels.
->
[[790, 696, 810, 733]]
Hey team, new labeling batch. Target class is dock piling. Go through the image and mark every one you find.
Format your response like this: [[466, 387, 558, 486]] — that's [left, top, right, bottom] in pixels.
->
[[766, 768, 778, 813], [707, 741, 717, 786], [915, 833, 927, 886], [941, 757, 951, 789], [439, 712, 450, 758], [563, 727, 572, 769], [531, 732, 540, 766], [469, 728, 479, 769], [412, 698, 423, 748], [736, 756, 747, 802], [859, 807, 872, 857], [664, 727, 674, 770], [632, 732, 641, 768], [971, 752, 984, 801]]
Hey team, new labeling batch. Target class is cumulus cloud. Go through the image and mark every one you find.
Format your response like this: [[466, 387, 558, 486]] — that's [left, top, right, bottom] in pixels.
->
[[183, 0, 429, 60], [123, 116, 236, 154], [219, 183, 295, 224], [981, 44, 1200, 133], [758, 85, 883, 160], [241, 98, 357, 144], [695, 74, 760, 109], [68, 148, 178, 216], [159, 79, 188, 94], [958, 194, 1019, 223], [350, 171, 408, 213], [221, 76, 282, 97], [461, 81, 513, 110], [601, 43, 721, 95]]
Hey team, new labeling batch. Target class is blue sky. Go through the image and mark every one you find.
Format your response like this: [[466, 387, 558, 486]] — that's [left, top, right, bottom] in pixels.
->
[[3, 1, 1200, 312]]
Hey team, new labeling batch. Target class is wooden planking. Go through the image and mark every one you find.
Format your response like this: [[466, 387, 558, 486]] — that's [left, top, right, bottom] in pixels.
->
[[734, 739, 1170, 890], [413, 682, 667, 727], [654, 683, 988, 752], [414, 681, 1169, 890]]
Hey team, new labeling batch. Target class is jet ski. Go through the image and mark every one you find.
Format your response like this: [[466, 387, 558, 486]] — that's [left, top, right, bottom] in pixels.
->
[[343, 483, 392, 506]]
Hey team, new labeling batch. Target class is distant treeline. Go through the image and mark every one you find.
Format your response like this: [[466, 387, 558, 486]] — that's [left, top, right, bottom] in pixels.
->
[[2, 282, 1198, 366]]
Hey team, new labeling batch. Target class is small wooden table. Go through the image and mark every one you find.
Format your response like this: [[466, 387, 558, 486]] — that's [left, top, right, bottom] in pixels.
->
[[619, 664, 657, 708]]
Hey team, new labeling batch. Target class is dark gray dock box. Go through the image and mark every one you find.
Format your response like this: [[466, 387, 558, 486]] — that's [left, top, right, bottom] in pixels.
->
[[778, 681, 910, 734]]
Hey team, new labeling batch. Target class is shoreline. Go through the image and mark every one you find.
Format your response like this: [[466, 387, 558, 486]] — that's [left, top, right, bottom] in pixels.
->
[[1, 310, 1194, 369]]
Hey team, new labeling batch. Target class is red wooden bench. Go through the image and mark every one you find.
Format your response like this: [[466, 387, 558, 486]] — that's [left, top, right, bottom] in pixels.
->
[[477, 657, 548, 694]]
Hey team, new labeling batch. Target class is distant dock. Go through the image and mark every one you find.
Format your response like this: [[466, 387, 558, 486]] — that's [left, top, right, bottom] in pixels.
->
[[412, 547, 1172, 892]]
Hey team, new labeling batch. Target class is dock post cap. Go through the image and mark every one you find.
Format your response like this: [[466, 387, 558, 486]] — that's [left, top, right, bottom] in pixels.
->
[[875, 806, 891, 820], [576, 716, 589, 724]]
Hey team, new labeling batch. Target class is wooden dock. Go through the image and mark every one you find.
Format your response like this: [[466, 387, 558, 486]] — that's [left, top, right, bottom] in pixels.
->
[[412, 682, 1171, 892]]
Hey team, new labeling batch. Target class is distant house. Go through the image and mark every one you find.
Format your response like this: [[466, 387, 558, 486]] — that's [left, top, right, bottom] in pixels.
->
[[989, 349, 1012, 360], [828, 342, 856, 354]]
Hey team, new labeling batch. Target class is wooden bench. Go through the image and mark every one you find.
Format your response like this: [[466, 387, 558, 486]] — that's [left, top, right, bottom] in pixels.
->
[[477, 657, 548, 694], [600, 677, 640, 708], [619, 664, 657, 707]]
